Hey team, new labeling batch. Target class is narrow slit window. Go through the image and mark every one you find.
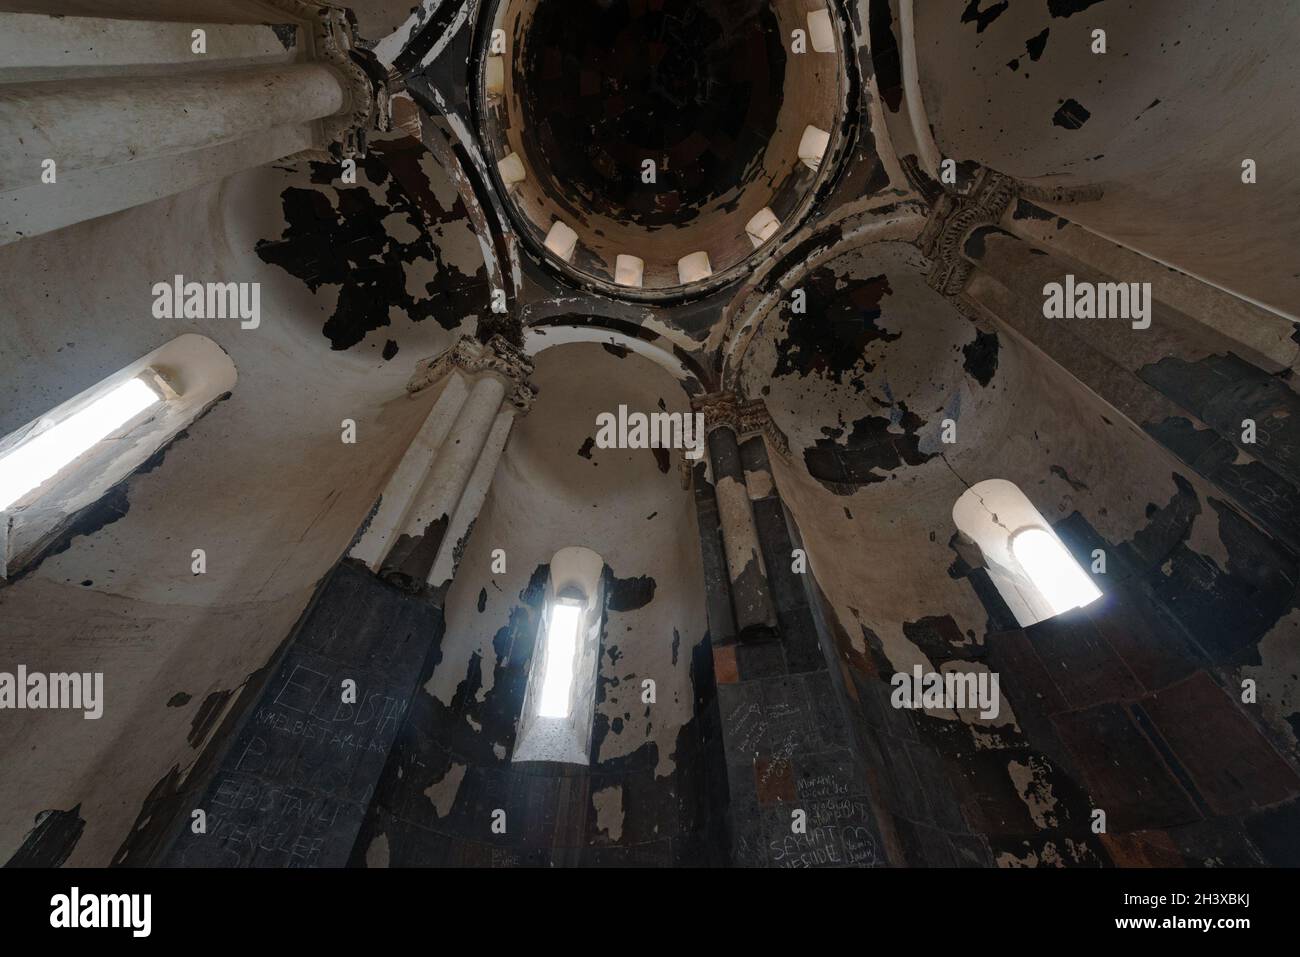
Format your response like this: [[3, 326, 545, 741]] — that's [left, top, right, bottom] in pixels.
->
[[953, 479, 1103, 627], [0, 334, 235, 579], [0, 374, 163, 511], [1010, 527, 1101, 617], [512, 546, 605, 765], [537, 600, 582, 718]]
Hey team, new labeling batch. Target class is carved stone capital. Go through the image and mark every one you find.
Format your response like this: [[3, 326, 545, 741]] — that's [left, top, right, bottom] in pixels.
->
[[265, 0, 394, 160], [692, 392, 789, 458], [409, 335, 538, 413], [918, 168, 1017, 296]]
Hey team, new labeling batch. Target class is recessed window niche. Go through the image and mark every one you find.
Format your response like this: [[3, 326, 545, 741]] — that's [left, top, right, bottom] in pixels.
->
[[0, 334, 235, 579], [952, 479, 1102, 627], [512, 546, 606, 765]]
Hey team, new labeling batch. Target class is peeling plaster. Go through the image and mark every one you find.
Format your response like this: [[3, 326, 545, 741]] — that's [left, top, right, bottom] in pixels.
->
[[425, 763, 466, 819], [592, 784, 623, 842]]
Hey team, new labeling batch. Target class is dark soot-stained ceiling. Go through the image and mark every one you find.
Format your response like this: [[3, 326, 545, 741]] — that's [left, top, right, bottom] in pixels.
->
[[482, 0, 846, 295], [522, 0, 784, 228]]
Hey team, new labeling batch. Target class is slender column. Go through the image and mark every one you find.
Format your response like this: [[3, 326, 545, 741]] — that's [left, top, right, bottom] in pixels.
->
[[691, 458, 737, 646], [998, 199, 1300, 373], [0, 4, 390, 244], [380, 373, 506, 590], [708, 424, 777, 641], [0, 66, 344, 191], [349, 373, 471, 571], [351, 335, 536, 595], [738, 435, 822, 663], [151, 336, 534, 866], [690, 399, 889, 867], [427, 406, 516, 589], [694, 392, 783, 642], [960, 223, 1300, 493]]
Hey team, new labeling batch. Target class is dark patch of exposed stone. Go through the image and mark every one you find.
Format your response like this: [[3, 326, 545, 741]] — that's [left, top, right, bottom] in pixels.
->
[[187, 688, 233, 749], [605, 572, 657, 612], [1048, 0, 1108, 17], [1052, 98, 1092, 130], [804, 405, 935, 491], [1050, 464, 1089, 491], [4, 806, 85, 868], [960, 0, 1009, 33], [772, 267, 896, 389], [257, 142, 486, 351], [868, 0, 903, 111], [962, 328, 1000, 386]]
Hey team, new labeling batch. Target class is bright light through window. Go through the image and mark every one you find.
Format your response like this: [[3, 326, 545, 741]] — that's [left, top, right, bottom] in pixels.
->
[[0, 377, 160, 511], [537, 602, 583, 718], [1010, 527, 1102, 616]]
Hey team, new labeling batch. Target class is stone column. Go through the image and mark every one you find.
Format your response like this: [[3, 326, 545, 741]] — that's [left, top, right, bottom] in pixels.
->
[[694, 392, 779, 642], [150, 334, 535, 867], [688, 396, 889, 867], [737, 434, 826, 673], [0, 2, 391, 244], [691, 457, 738, 647], [351, 335, 536, 595]]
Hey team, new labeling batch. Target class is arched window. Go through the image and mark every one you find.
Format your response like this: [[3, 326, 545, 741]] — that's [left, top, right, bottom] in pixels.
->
[[512, 546, 605, 765], [953, 479, 1101, 627], [0, 334, 236, 579]]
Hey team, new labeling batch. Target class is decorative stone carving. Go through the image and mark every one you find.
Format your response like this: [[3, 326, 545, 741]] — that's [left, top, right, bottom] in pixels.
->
[[692, 392, 789, 458], [918, 167, 1017, 296], [266, 0, 394, 160], [408, 335, 538, 412]]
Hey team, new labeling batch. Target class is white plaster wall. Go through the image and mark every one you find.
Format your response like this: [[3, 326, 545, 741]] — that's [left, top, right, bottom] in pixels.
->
[[434, 343, 709, 777], [0, 146, 483, 863], [913, 0, 1300, 320], [739, 242, 1286, 733]]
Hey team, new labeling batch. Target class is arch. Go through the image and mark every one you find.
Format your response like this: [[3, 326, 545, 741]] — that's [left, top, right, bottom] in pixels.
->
[[718, 207, 929, 390], [952, 479, 1100, 628], [523, 321, 709, 395]]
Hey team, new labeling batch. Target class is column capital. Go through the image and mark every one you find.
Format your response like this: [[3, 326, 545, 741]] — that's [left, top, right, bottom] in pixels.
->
[[266, 0, 395, 160], [918, 167, 1017, 296], [692, 392, 789, 458], [408, 335, 539, 413]]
